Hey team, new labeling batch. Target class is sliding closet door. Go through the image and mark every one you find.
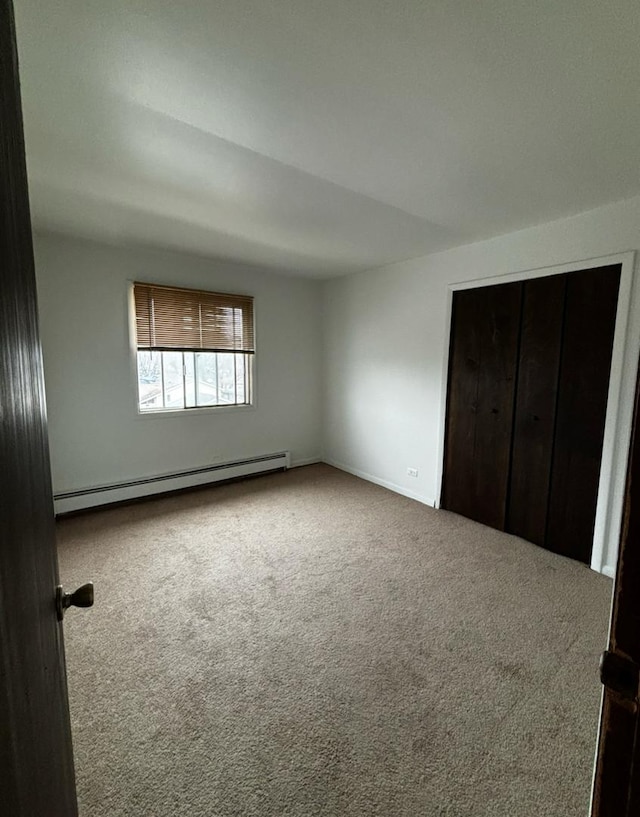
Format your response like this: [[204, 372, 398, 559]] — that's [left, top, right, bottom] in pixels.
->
[[506, 275, 566, 546], [442, 282, 523, 530], [545, 265, 621, 563]]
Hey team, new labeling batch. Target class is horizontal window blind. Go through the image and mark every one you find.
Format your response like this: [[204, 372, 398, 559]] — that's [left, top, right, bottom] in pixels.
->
[[134, 283, 254, 353]]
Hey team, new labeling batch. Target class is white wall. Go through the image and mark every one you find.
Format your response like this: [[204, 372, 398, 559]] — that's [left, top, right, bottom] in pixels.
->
[[35, 232, 323, 493], [323, 195, 640, 575]]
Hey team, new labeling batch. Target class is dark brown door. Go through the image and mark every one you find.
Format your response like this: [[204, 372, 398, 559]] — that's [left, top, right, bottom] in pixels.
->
[[442, 281, 523, 530], [0, 1, 78, 814], [591, 356, 640, 816], [507, 274, 566, 546], [443, 266, 620, 564], [545, 265, 621, 563]]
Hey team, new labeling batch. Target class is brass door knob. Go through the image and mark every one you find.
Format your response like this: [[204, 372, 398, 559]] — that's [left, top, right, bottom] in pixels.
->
[[56, 582, 94, 621]]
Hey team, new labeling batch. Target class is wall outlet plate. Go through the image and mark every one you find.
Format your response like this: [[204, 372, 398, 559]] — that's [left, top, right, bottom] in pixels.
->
[[407, 467, 418, 477]]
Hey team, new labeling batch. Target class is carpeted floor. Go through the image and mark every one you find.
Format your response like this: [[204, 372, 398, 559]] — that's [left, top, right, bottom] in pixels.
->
[[56, 464, 612, 817]]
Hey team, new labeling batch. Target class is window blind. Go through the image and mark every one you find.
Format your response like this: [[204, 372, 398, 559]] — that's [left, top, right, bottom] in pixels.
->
[[134, 283, 254, 353]]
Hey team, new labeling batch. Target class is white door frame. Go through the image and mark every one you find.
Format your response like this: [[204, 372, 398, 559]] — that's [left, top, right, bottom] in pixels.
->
[[434, 251, 638, 576]]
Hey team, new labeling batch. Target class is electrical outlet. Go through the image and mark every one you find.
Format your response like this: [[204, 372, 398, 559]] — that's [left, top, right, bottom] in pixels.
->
[[407, 467, 418, 477]]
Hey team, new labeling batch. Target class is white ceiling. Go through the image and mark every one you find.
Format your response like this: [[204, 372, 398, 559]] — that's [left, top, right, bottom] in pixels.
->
[[14, 0, 640, 277]]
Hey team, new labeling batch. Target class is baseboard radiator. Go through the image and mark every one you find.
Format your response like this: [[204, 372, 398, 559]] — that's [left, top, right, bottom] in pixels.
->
[[53, 451, 290, 515]]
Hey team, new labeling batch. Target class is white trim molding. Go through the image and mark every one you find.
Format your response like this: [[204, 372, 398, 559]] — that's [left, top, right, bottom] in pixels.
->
[[324, 458, 435, 507]]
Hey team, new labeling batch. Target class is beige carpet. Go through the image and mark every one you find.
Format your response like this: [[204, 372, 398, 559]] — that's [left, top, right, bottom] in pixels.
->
[[56, 464, 612, 817]]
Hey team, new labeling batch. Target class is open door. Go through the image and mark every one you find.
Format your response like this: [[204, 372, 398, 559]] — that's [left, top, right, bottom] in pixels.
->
[[0, 1, 78, 813], [591, 355, 640, 815]]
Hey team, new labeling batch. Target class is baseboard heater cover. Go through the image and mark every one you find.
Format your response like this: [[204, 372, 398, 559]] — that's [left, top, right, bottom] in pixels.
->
[[53, 452, 290, 514]]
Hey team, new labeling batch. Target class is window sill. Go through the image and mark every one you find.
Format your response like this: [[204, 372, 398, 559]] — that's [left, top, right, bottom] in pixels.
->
[[134, 403, 256, 420]]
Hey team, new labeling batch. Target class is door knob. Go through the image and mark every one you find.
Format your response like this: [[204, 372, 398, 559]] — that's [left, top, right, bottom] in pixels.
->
[[56, 582, 94, 621]]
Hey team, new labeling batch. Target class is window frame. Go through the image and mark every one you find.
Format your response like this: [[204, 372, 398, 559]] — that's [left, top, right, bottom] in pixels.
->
[[128, 281, 257, 418]]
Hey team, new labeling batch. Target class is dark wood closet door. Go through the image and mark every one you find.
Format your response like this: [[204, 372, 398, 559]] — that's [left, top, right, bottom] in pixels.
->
[[442, 282, 523, 530], [506, 274, 566, 545], [545, 265, 621, 563]]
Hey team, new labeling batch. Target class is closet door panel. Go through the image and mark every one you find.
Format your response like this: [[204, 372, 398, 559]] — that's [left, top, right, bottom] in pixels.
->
[[442, 282, 522, 530], [546, 265, 621, 563], [507, 274, 566, 545]]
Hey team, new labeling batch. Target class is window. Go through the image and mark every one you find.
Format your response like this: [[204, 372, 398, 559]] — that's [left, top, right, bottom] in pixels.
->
[[133, 283, 254, 412]]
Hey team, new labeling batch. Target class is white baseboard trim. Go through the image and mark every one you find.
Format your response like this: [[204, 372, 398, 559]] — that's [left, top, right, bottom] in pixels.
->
[[601, 564, 616, 579], [323, 458, 435, 507], [290, 456, 323, 468], [54, 451, 290, 514]]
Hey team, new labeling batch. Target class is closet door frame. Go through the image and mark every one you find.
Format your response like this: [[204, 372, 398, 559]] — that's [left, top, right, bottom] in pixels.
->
[[435, 251, 637, 577]]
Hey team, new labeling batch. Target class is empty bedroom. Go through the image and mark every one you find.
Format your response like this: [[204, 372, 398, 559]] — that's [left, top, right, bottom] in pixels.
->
[[3, 1, 640, 816]]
